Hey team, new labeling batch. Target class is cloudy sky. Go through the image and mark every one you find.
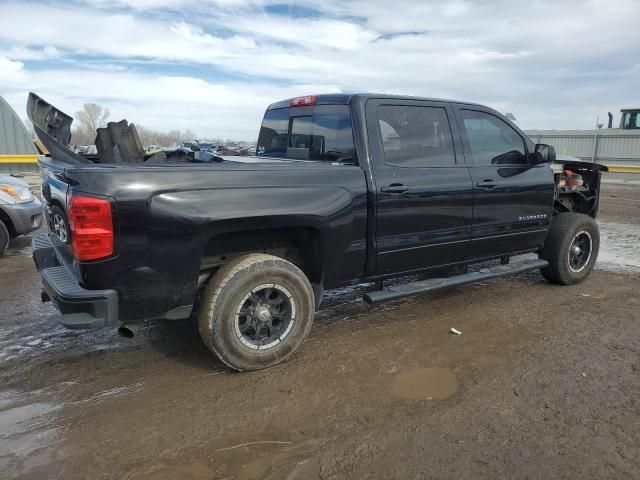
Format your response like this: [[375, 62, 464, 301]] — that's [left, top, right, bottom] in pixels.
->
[[1, 0, 638, 140]]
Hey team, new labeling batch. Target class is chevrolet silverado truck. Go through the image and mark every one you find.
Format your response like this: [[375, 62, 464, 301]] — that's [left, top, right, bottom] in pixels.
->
[[29, 92, 606, 371]]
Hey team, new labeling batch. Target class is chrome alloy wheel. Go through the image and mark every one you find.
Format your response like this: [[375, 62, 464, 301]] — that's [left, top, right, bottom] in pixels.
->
[[234, 283, 296, 350], [568, 230, 592, 273], [52, 213, 68, 243]]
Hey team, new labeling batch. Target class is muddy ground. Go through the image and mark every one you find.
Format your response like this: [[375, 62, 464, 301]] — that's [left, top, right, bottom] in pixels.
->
[[1, 183, 639, 480]]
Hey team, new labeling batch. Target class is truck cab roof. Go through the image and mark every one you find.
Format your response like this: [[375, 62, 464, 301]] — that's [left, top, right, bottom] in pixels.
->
[[267, 93, 484, 110]]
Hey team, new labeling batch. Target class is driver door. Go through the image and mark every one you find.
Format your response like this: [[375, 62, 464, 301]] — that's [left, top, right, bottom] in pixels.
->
[[453, 106, 554, 259]]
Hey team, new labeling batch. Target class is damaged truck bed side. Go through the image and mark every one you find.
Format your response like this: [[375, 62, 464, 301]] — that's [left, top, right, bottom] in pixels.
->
[[28, 94, 222, 165], [29, 92, 608, 371]]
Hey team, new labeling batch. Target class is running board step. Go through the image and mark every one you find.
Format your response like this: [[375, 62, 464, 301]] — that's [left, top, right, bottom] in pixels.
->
[[363, 259, 549, 305]]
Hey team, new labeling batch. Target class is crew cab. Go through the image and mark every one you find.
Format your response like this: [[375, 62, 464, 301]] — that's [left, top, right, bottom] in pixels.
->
[[29, 92, 606, 370]]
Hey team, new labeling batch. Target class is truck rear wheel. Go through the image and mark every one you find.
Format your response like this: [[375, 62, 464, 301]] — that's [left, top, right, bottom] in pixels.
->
[[198, 253, 315, 371], [540, 213, 599, 285], [0, 220, 8, 256]]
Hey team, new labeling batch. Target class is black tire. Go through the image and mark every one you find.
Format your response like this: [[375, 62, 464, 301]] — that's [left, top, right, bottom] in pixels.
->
[[540, 213, 599, 285], [198, 253, 315, 371], [50, 206, 71, 244], [0, 220, 9, 257]]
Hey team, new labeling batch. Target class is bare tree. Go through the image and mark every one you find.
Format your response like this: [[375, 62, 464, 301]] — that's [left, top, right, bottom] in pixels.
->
[[71, 103, 111, 146], [136, 125, 196, 147], [66, 102, 228, 149], [76, 103, 110, 133], [70, 127, 95, 146]]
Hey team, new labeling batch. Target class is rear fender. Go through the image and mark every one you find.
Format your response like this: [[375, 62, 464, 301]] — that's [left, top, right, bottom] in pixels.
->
[[148, 185, 358, 287]]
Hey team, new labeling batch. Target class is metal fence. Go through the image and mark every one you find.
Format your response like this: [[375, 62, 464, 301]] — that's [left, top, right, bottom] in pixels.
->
[[525, 129, 640, 181]]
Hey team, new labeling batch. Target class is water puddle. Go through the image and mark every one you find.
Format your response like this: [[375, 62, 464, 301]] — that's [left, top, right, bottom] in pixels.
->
[[6, 245, 33, 257], [71, 383, 144, 405], [234, 458, 271, 480], [142, 457, 270, 480], [391, 367, 458, 400], [0, 395, 62, 476], [142, 461, 214, 479], [598, 222, 640, 272], [0, 402, 58, 436]]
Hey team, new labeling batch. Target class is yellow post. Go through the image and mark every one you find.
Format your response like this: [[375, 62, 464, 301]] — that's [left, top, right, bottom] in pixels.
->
[[0, 155, 39, 164]]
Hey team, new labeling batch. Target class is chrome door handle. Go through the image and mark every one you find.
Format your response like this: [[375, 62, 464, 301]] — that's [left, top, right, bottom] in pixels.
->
[[476, 179, 497, 189], [381, 184, 409, 194]]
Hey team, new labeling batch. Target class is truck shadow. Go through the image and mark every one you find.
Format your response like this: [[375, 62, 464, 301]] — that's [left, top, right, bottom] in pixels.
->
[[144, 262, 544, 373], [145, 317, 230, 373]]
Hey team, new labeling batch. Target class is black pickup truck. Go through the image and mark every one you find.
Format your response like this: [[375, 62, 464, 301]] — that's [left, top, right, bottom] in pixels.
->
[[29, 92, 606, 370]]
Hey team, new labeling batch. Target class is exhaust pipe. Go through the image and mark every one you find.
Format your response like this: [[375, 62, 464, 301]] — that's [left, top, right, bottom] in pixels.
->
[[607, 112, 613, 129], [117, 323, 142, 338]]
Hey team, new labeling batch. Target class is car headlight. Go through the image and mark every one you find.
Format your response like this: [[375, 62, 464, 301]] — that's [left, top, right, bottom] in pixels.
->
[[0, 184, 34, 204]]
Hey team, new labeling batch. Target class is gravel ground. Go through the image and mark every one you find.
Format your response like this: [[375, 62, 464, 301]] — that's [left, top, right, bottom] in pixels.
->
[[0, 182, 639, 480]]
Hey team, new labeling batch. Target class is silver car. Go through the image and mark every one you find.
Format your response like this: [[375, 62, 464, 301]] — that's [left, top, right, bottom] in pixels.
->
[[0, 174, 43, 256]]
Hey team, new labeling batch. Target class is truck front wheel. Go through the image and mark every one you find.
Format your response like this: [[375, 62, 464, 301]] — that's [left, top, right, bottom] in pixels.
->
[[540, 213, 600, 285], [198, 253, 316, 371]]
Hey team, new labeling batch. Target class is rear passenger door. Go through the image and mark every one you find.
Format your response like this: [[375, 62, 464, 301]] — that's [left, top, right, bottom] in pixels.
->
[[366, 99, 474, 275], [454, 106, 554, 259]]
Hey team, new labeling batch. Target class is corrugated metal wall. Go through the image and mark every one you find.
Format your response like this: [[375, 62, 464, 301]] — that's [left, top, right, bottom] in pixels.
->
[[525, 129, 640, 180], [0, 163, 38, 175], [0, 96, 37, 155]]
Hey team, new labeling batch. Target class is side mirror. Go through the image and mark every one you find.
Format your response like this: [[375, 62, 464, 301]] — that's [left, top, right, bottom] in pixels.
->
[[533, 143, 556, 164]]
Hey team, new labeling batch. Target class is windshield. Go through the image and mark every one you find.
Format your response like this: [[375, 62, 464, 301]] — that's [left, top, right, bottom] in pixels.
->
[[257, 105, 356, 164]]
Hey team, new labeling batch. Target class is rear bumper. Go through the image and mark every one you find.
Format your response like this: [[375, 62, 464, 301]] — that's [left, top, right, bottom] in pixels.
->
[[2, 198, 43, 235], [32, 233, 118, 329]]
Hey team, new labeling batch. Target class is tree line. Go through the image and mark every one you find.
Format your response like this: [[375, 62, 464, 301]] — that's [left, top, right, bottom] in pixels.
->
[[68, 103, 200, 147], [24, 102, 246, 147]]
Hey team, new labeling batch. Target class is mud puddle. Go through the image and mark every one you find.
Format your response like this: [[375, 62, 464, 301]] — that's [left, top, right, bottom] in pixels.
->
[[0, 391, 62, 477], [143, 458, 271, 480], [141, 461, 215, 480], [597, 222, 640, 272], [391, 367, 458, 400], [138, 439, 298, 480]]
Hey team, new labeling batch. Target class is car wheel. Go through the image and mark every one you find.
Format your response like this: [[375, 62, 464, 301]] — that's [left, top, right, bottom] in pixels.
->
[[540, 213, 599, 285], [51, 206, 70, 244], [198, 253, 315, 371], [0, 220, 9, 256]]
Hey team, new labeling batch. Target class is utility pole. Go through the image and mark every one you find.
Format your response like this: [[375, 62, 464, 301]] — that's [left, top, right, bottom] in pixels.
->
[[592, 117, 602, 163]]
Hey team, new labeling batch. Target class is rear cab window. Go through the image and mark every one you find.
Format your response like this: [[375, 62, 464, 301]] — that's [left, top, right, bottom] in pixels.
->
[[257, 105, 357, 164]]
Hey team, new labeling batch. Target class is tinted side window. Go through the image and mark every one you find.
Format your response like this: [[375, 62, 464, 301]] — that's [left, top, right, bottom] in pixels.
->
[[460, 110, 527, 165], [257, 105, 356, 163], [257, 107, 289, 157], [376, 105, 456, 167]]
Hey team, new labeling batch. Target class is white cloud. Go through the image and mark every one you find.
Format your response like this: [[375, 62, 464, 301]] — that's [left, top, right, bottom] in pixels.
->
[[0, 63, 340, 139], [0, 57, 29, 85], [5, 46, 62, 61], [0, 0, 638, 137]]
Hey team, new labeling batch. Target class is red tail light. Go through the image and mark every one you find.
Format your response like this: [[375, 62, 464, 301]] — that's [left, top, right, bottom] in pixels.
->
[[290, 95, 316, 107], [68, 195, 113, 261]]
